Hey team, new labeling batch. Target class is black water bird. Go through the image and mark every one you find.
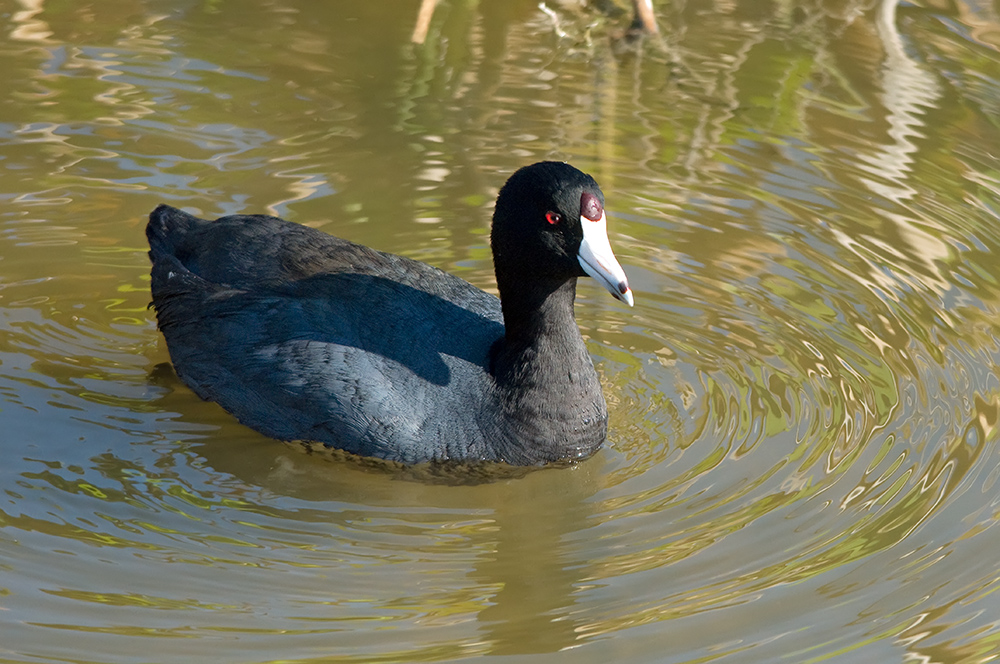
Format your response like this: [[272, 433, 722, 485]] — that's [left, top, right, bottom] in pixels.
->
[[147, 162, 633, 465]]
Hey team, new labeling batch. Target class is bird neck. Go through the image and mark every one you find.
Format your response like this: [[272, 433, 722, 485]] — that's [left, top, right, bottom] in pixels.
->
[[489, 276, 608, 464], [497, 276, 579, 347]]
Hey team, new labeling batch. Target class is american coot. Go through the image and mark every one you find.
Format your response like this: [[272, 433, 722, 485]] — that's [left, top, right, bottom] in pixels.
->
[[147, 161, 633, 465]]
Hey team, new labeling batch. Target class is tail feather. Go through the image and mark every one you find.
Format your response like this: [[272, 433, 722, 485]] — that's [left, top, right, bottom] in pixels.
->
[[149, 253, 198, 326], [146, 204, 204, 260]]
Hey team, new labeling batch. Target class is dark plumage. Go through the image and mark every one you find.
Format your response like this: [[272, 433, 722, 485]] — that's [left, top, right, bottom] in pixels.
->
[[147, 161, 633, 465]]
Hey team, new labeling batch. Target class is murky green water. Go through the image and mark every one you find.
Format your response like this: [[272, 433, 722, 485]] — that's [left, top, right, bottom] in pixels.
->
[[2, 0, 1000, 662]]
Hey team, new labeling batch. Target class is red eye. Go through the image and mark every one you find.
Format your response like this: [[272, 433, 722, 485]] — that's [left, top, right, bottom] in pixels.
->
[[546, 211, 562, 225]]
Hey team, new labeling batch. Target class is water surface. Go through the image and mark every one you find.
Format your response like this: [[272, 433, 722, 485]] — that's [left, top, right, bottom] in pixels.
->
[[2, 0, 1000, 662]]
